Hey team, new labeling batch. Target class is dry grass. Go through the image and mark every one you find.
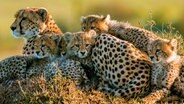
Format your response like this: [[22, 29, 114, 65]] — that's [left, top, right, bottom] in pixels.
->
[[0, 75, 183, 104], [0, 75, 132, 104]]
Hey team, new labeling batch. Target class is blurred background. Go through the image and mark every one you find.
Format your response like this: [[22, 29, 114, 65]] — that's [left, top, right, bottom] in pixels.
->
[[0, 0, 184, 59]]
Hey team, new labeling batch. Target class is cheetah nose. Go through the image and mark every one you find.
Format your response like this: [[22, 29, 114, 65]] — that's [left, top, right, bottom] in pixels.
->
[[36, 51, 40, 55], [80, 51, 86, 55], [10, 26, 16, 31], [150, 56, 154, 61]]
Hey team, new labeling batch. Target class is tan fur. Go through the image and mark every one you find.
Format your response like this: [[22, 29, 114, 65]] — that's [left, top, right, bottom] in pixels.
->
[[142, 39, 183, 104], [10, 7, 63, 57], [81, 14, 162, 54], [0, 35, 89, 87], [171, 56, 184, 97], [64, 30, 96, 60], [11, 7, 62, 38], [64, 30, 152, 98], [148, 39, 178, 63]]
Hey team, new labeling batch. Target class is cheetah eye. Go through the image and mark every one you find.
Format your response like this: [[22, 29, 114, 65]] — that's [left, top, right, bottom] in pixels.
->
[[82, 27, 86, 31], [156, 49, 161, 53], [86, 44, 90, 47], [90, 26, 95, 29], [155, 49, 161, 56], [75, 44, 80, 47]]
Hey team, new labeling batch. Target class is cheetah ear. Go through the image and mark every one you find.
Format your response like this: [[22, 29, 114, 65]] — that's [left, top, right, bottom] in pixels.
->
[[102, 14, 110, 23], [50, 35, 62, 46], [63, 32, 74, 43], [169, 39, 177, 51], [80, 16, 86, 22], [88, 30, 98, 39], [37, 7, 48, 22], [15, 9, 24, 18]]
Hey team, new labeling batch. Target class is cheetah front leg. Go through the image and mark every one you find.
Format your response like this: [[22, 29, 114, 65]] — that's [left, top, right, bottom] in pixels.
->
[[151, 64, 165, 89], [141, 88, 169, 104], [161, 65, 180, 89], [142, 64, 181, 104]]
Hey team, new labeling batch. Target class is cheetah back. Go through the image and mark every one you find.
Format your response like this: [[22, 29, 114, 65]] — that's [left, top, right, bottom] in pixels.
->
[[91, 33, 151, 98], [81, 14, 160, 53]]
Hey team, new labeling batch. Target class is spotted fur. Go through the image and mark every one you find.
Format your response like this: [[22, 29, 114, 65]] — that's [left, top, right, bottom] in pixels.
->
[[0, 35, 89, 87], [142, 39, 182, 104], [81, 14, 165, 54], [10, 7, 63, 57], [64, 30, 152, 98]]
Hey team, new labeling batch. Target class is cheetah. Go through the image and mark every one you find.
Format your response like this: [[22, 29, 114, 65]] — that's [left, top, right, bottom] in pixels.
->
[[0, 35, 89, 87], [10, 7, 63, 57], [80, 14, 165, 54], [0, 35, 61, 82], [63, 30, 152, 98], [0, 55, 34, 83], [141, 39, 183, 104], [172, 64, 184, 98], [81, 14, 184, 101]]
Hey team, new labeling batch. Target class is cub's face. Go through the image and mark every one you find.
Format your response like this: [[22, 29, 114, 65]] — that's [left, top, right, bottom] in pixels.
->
[[64, 30, 97, 58], [10, 7, 48, 39], [148, 39, 178, 63], [80, 14, 110, 33], [33, 35, 62, 59]]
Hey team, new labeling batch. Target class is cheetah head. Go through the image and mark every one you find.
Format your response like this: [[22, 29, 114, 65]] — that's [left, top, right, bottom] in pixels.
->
[[10, 7, 48, 39], [148, 39, 178, 63], [80, 14, 110, 33], [34, 34, 62, 60], [64, 30, 97, 59]]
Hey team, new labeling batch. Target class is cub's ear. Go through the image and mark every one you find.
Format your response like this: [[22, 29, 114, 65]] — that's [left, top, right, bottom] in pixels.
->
[[80, 16, 86, 22], [50, 35, 62, 46], [102, 14, 110, 23], [63, 32, 74, 43], [169, 39, 177, 50], [37, 7, 48, 22], [88, 30, 98, 39]]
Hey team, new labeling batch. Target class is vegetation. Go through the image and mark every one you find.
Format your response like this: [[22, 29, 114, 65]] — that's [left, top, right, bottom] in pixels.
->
[[0, 0, 184, 103], [0, 75, 129, 104]]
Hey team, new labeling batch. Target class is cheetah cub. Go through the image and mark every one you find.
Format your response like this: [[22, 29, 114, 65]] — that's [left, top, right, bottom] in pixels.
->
[[0, 35, 89, 87], [171, 56, 184, 98], [0, 35, 61, 83], [81, 14, 164, 54], [142, 39, 183, 104]]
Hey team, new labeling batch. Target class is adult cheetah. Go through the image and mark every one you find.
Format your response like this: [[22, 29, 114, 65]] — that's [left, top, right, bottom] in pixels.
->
[[64, 30, 152, 98], [10, 7, 63, 57]]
